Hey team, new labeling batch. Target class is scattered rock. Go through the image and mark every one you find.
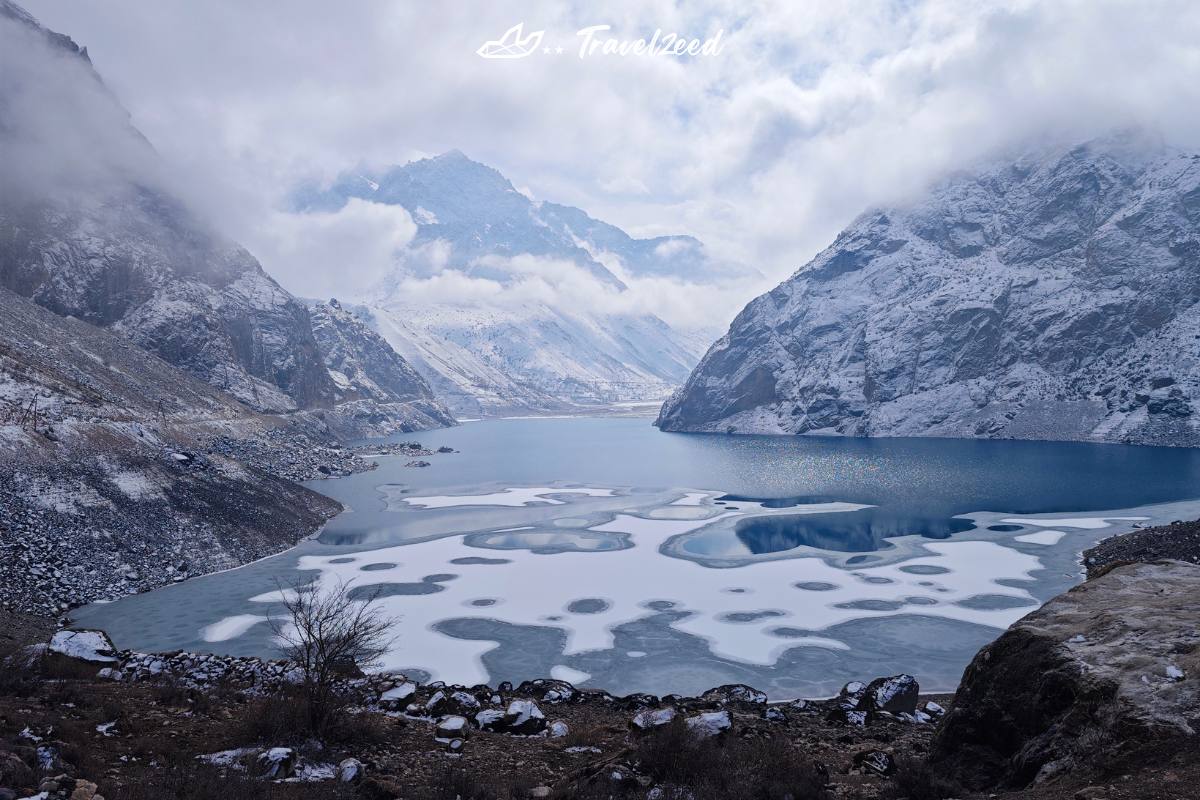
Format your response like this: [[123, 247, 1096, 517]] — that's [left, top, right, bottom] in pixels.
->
[[257, 747, 297, 779], [338, 757, 366, 783]]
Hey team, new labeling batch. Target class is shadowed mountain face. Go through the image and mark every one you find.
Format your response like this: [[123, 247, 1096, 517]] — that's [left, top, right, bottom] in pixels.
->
[[658, 135, 1200, 447], [0, 2, 451, 427]]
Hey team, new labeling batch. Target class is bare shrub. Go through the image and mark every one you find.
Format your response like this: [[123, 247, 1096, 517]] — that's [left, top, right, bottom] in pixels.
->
[[268, 578, 396, 738]]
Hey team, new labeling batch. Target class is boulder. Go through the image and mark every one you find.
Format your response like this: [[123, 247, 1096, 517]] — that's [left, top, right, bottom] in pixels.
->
[[685, 710, 732, 738], [929, 560, 1200, 791], [860, 675, 919, 714], [339, 758, 366, 783], [631, 708, 677, 731], [548, 720, 569, 738], [475, 709, 506, 730], [48, 630, 117, 664], [378, 681, 417, 711], [501, 700, 546, 735], [435, 716, 469, 741]]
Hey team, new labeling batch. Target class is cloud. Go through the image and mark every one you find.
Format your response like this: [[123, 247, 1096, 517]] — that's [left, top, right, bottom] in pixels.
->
[[387, 252, 764, 334], [249, 198, 417, 300], [16, 0, 1200, 326], [598, 175, 650, 194]]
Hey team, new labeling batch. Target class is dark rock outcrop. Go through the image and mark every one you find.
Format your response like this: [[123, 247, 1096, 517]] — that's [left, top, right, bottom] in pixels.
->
[[928, 560, 1200, 790], [658, 135, 1200, 446]]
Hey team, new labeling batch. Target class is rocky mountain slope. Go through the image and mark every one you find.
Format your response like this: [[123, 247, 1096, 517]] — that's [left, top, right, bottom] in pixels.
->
[[0, 286, 344, 617], [0, 1, 452, 433], [306, 299, 455, 436], [657, 135, 1200, 446], [297, 151, 724, 413]]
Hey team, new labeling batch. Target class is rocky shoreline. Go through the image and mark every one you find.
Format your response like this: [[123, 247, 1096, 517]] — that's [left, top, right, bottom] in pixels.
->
[[1, 519, 1198, 799]]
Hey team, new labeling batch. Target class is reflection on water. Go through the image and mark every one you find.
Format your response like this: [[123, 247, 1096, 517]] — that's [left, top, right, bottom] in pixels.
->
[[733, 509, 978, 554]]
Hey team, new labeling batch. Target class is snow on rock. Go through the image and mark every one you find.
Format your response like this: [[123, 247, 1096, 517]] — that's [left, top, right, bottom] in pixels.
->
[[658, 134, 1200, 447], [685, 710, 732, 738], [631, 708, 678, 730], [48, 629, 117, 663], [501, 700, 547, 735]]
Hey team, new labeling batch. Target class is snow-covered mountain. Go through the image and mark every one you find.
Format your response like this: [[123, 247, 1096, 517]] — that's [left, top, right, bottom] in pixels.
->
[[296, 152, 734, 414], [0, 1, 452, 433], [657, 135, 1200, 447]]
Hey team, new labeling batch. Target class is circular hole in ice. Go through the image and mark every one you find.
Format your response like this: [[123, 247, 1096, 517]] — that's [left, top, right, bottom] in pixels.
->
[[567, 598, 610, 615], [450, 557, 512, 565], [359, 563, 398, 572], [328, 557, 356, 564], [918, 581, 936, 587], [845, 555, 879, 565], [987, 524, 1024, 532], [904, 596, 939, 606], [898, 564, 951, 575], [793, 581, 840, 592], [468, 598, 499, 607], [423, 573, 459, 583], [543, 615, 564, 622], [858, 576, 895, 585], [721, 588, 751, 595], [644, 600, 677, 611]]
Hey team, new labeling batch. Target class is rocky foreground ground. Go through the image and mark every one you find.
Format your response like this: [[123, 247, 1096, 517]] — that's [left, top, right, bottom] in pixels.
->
[[1, 522, 1199, 799]]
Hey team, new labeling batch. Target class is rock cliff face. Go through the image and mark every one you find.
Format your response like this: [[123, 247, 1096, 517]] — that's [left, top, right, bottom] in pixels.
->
[[928, 559, 1199, 790], [307, 299, 455, 436], [657, 136, 1200, 446], [0, 3, 338, 414], [0, 2, 460, 435]]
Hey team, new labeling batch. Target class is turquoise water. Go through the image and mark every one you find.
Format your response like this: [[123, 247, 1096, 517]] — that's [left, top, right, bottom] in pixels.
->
[[72, 419, 1200, 698]]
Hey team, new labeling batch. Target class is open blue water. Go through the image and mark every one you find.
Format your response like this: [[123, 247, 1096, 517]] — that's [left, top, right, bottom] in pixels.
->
[[72, 419, 1200, 698]]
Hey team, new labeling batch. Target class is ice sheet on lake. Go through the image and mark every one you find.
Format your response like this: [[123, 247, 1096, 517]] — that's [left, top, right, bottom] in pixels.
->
[[1014, 530, 1068, 545], [401, 487, 616, 508], [284, 510, 1042, 685], [1000, 516, 1149, 529], [202, 614, 269, 642]]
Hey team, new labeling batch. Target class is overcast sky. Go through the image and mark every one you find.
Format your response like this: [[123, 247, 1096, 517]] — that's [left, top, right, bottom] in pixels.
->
[[19, 0, 1200, 327]]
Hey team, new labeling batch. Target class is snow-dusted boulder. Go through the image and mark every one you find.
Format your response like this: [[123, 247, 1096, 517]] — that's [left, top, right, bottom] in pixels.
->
[[685, 710, 732, 738], [631, 708, 678, 731], [48, 630, 117, 664]]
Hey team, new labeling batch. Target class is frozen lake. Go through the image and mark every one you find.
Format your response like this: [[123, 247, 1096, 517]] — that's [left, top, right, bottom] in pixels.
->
[[73, 418, 1200, 698]]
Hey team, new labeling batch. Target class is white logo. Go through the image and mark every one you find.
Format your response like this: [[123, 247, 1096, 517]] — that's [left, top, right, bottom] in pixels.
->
[[477, 23, 544, 59]]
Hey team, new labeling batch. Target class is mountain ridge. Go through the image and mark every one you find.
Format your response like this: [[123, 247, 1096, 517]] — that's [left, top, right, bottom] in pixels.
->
[[657, 135, 1200, 447]]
